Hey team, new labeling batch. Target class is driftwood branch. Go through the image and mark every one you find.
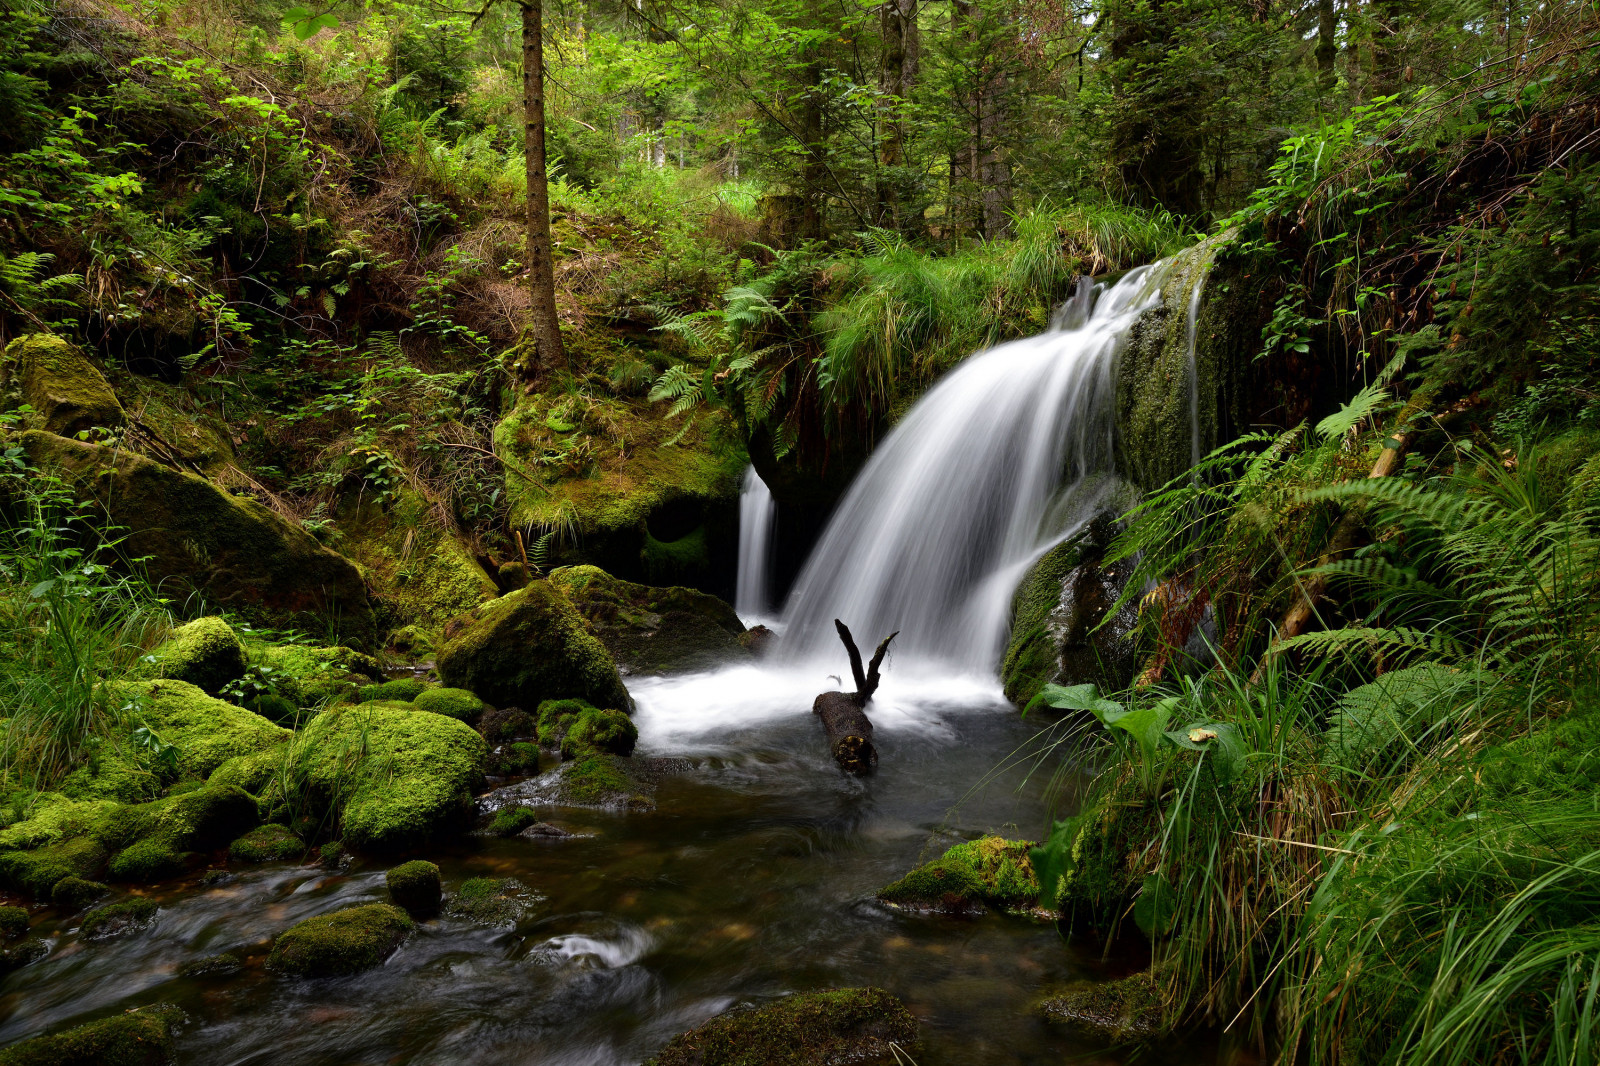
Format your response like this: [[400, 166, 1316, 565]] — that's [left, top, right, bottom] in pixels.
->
[[815, 621, 899, 775]]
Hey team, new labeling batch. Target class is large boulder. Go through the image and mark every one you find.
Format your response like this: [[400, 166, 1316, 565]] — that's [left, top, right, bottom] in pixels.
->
[[548, 565, 749, 676], [437, 580, 631, 712], [0, 334, 124, 438], [116, 679, 292, 780], [645, 988, 919, 1066], [18, 430, 375, 646], [137, 616, 246, 696], [0, 1003, 184, 1066]]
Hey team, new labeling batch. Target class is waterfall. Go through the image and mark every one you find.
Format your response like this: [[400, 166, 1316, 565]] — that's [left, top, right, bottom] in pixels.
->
[[735, 465, 776, 623], [776, 264, 1175, 673]]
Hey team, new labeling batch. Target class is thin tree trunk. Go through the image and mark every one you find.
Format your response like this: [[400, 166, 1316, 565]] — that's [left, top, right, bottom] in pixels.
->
[[800, 0, 827, 241], [522, 0, 566, 378], [877, 0, 916, 228], [1316, 0, 1338, 92]]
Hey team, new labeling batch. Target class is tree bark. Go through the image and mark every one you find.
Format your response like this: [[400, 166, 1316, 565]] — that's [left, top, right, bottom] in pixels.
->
[[814, 621, 898, 774], [522, 0, 566, 379], [1316, 0, 1338, 93], [876, 0, 918, 228]]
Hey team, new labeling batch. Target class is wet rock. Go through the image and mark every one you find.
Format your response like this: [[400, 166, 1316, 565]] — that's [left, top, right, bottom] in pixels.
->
[[385, 624, 434, 659], [0, 333, 124, 438], [99, 785, 261, 883], [478, 706, 537, 744], [445, 877, 535, 927], [487, 741, 541, 777], [178, 952, 242, 978], [645, 987, 919, 1066], [437, 581, 631, 713], [267, 903, 414, 977], [0, 837, 107, 898], [547, 565, 750, 676], [50, 876, 107, 911], [0, 906, 26, 938], [18, 429, 374, 646], [480, 754, 683, 813], [412, 686, 484, 721], [318, 842, 346, 869], [739, 624, 775, 656], [81, 897, 159, 940], [0, 1002, 184, 1066], [481, 805, 541, 837], [386, 860, 442, 915], [536, 698, 637, 758], [137, 616, 247, 697], [1037, 970, 1169, 1044], [518, 822, 576, 840], [0, 938, 47, 975], [878, 837, 1042, 917], [227, 825, 303, 864]]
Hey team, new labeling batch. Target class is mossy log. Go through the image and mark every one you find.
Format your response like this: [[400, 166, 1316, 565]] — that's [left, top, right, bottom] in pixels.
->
[[814, 621, 897, 776]]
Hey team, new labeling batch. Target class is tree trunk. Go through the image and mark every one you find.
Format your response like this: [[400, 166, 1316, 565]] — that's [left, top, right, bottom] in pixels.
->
[[1316, 0, 1338, 93], [522, 0, 566, 379], [877, 0, 917, 228], [800, 0, 827, 242], [814, 621, 897, 774]]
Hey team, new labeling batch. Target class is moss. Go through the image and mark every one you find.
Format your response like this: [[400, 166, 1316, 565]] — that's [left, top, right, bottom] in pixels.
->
[[385, 860, 441, 914], [0, 796, 119, 851], [292, 703, 487, 851], [177, 952, 242, 978], [1000, 539, 1081, 708], [20, 430, 375, 646], [559, 751, 648, 808], [446, 877, 531, 926], [80, 897, 159, 939], [641, 526, 710, 585], [228, 824, 303, 863], [253, 642, 384, 686], [412, 687, 484, 721], [119, 375, 237, 478], [548, 565, 749, 676], [878, 837, 1040, 915], [338, 490, 498, 633], [479, 707, 537, 743], [106, 839, 186, 881], [359, 678, 429, 703], [267, 903, 414, 977], [1037, 970, 1169, 1044], [494, 742, 542, 775], [113, 680, 291, 780], [0, 906, 26, 939], [561, 708, 638, 759], [437, 580, 632, 713], [0, 837, 109, 898], [243, 693, 300, 725], [385, 624, 435, 659], [97, 785, 260, 862], [0, 334, 124, 438], [206, 748, 282, 795], [485, 806, 540, 836], [50, 876, 107, 911], [0, 1003, 184, 1066], [536, 698, 594, 747], [645, 988, 918, 1066], [137, 616, 246, 696]]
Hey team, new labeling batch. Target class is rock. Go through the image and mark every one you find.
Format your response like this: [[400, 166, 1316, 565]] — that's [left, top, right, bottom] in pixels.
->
[[386, 860, 442, 915], [0, 906, 26, 938], [645, 988, 919, 1066], [878, 837, 1042, 917], [437, 580, 631, 713], [385, 624, 434, 659], [80, 897, 159, 939], [548, 565, 749, 675], [479, 754, 685, 813], [478, 707, 536, 743], [1037, 970, 1169, 1044], [338, 489, 498, 634], [359, 677, 429, 703], [138, 616, 247, 696], [487, 741, 541, 777], [739, 624, 775, 656], [50, 876, 107, 911], [0, 1002, 184, 1066], [518, 821, 574, 840], [178, 952, 242, 978], [267, 903, 413, 977], [119, 681, 291, 780], [412, 687, 484, 721], [497, 560, 530, 591], [445, 877, 533, 926], [100, 785, 261, 882], [0, 837, 107, 898], [106, 839, 186, 881], [0, 334, 124, 438], [0, 938, 47, 976], [481, 805, 541, 836], [19, 430, 374, 645], [228, 824, 303, 864], [536, 698, 636, 758], [1000, 514, 1141, 708], [292, 703, 487, 851]]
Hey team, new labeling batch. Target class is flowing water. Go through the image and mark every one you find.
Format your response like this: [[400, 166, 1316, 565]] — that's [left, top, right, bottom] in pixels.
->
[[735, 466, 777, 626]]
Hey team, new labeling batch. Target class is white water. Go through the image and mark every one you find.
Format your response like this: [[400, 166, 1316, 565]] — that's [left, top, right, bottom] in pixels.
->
[[734, 466, 776, 625], [774, 264, 1174, 673]]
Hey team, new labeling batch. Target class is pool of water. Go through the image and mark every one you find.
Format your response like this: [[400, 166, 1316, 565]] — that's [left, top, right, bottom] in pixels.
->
[[0, 667, 1216, 1065]]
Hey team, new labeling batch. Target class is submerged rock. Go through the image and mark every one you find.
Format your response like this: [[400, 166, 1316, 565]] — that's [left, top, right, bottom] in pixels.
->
[[1037, 970, 1169, 1044], [80, 897, 159, 940], [0, 334, 125, 438], [386, 860, 442, 916], [436, 580, 631, 712], [547, 565, 749, 675], [445, 876, 535, 927], [178, 952, 242, 978], [137, 616, 247, 696], [267, 903, 413, 977], [878, 836, 1042, 917], [0, 1002, 184, 1066], [645, 987, 919, 1066], [479, 755, 687, 813]]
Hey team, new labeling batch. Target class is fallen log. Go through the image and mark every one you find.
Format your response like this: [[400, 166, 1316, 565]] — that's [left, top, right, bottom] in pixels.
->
[[814, 620, 898, 775]]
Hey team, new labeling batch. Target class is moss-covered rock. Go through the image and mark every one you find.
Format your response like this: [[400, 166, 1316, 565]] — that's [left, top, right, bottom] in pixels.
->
[[0, 837, 109, 898], [80, 897, 159, 940], [0, 334, 124, 438], [385, 860, 441, 915], [98, 784, 260, 882], [1037, 970, 1169, 1044], [645, 988, 919, 1066], [561, 707, 638, 759], [338, 490, 498, 635], [483, 805, 540, 836], [0, 905, 26, 939], [20, 430, 374, 646], [114, 680, 291, 780], [412, 686, 484, 721], [878, 837, 1041, 916], [228, 824, 303, 863], [0, 1002, 184, 1066], [50, 876, 107, 911], [292, 703, 487, 851], [106, 839, 186, 881], [437, 580, 631, 713], [478, 706, 536, 744], [266, 903, 414, 977], [0, 938, 46, 976], [177, 952, 242, 978], [359, 678, 429, 703], [548, 565, 749, 676], [487, 741, 541, 777], [137, 616, 247, 697], [446, 877, 532, 926]]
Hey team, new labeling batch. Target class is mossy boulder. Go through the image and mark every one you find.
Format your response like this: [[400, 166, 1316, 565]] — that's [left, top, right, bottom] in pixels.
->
[[19, 430, 374, 646], [115, 680, 292, 779], [338, 490, 498, 634], [446, 877, 532, 926], [0, 334, 124, 438], [228, 824, 303, 863], [478, 706, 537, 743], [266, 903, 414, 977], [106, 839, 185, 881], [645, 988, 919, 1066], [292, 703, 487, 851], [0, 837, 109, 898], [481, 751, 663, 811], [878, 837, 1041, 916], [50, 876, 107, 911], [80, 897, 159, 940], [138, 616, 247, 696], [0, 1002, 184, 1066], [385, 860, 441, 915], [487, 741, 541, 777], [0, 906, 26, 938], [251, 641, 383, 709], [412, 686, 484, 721], [177, 952, 242, 978], [1037, 970, 1169, 1044], [561, 707, 638, 758], [358, 678, 429, 703], [437, 580, 631, 713], [548, 565, 749, 675], [98, 784, 260, 882]]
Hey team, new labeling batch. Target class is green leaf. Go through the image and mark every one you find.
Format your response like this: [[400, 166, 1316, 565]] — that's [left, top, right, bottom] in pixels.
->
[[1133, 872, 1176, 937], [1023, 682, 1124, 720]]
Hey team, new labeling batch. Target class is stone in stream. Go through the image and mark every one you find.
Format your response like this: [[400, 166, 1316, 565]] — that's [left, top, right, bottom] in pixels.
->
[[546, 565, 750, 676], [477, 755, 689, 813], [0, 1002, 185, 1066], [1036, 969, 1171, 1044], [80, 898, 159, 940], [386, 860, 442, 915], [877, 836, 1044, 918], [267, 903, 414, 977], [645, 987, 919, 1066]]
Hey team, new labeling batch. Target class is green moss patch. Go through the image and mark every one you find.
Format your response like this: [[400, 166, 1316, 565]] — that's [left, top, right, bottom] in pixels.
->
[[80, 897, 159, 940], [106, 840, 186, 881], [1037, 970, 1169, 1044], [267, 903, 414, 977], [337, 489, 498, 634], [138, 616, 247, 696], [228, 824, 303, 863], [645, 987, 918, 1066], [0, 1002, 184, 1066], [561, 707, 637, 758], [446, 877, 533, 926], [0, 838, 109, 898], [479, 707, 536, 743], [0, 334, 124, 438], [386, 860, 442, 915], [50, 877, 107, 911], [0, 906, 26, 939], [412, 687, 484, 721], [484, 805, 540, 836], [113, 680, 291, 780], [879, 837, 1041, 916], [359, 678, 429, 703]]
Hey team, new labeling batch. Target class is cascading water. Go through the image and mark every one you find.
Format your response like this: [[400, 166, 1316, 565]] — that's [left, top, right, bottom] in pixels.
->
[[775, 264, 1175, 673], [735, 465, 776, 623]]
